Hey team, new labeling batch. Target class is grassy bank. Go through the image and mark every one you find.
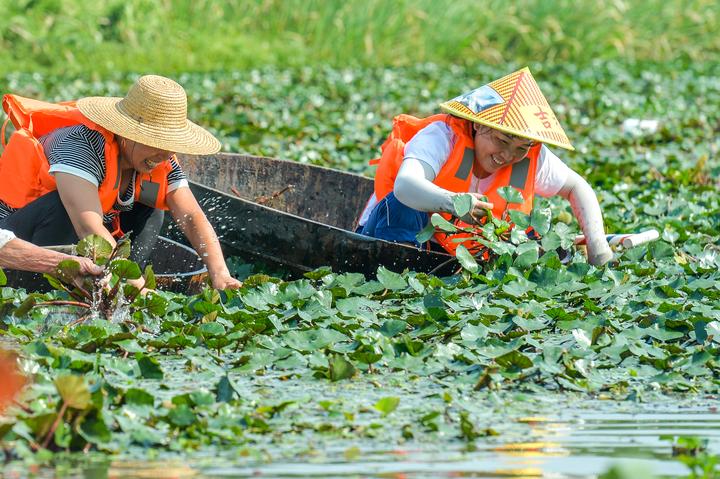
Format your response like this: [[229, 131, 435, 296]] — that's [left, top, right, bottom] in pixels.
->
[[1, 0, 718, 75]]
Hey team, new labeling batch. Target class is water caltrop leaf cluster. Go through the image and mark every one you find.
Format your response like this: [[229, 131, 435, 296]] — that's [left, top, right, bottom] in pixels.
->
[[0, 240, 718, 455]]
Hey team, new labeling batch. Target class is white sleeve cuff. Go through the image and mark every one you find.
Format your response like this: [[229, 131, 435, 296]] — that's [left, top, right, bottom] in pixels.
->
[[0, 228, 17, 250], [534, 145, 570, 197], [167, 179, 189, 193], [48, 165, 100, 187]]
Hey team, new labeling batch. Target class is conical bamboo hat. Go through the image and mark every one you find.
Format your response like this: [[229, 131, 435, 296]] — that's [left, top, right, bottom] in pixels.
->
[[439, 67, 574, 150]]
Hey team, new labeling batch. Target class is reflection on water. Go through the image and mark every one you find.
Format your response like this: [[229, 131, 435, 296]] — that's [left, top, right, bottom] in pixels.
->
[[107, 462, 198, 479], [3, 401, 718, 478], [195, 406, 720, 478]]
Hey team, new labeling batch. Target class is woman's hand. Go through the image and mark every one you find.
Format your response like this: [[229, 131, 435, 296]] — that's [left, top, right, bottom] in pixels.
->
[[586, 241, 614, 266], [456, 193, 494, 225], [210, 271, 242, 290], [75, 256, 104, 276], [167, 188, 243, 290]]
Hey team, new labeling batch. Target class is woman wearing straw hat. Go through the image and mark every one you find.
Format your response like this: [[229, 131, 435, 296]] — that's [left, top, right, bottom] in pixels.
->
[[358, 68, 614, 266], [0, 75, 241, 289]]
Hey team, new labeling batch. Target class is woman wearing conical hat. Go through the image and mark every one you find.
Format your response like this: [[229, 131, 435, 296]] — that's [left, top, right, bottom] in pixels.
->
[[358, 68, 613, 266], [0, 75, 241, 289]]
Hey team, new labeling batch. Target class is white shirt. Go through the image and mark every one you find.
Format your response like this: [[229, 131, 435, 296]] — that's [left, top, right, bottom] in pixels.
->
[[0, 228, 16, 250], [359, 121, 571, 226]]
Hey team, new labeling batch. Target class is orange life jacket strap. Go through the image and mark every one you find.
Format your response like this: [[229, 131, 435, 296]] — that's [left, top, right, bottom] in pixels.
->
[[107, 214, 123, 239], [1, 117, 9, 148]]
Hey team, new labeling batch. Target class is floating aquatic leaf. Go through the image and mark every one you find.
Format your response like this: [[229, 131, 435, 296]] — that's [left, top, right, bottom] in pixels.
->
[[423, 291, 448, 321], [54, 259, 82, 286], [373, 396, 400, 416], [455, 245, 479, 273], [143, 265, 156, 290], [143, 291, 169, 316], [328, 354, 356, 381], [513, 241, 540, 269], [199, 322, 226, 337], [54, 375, 91, 410], [508, 209, 530, 230], [416, 222, 436, 244], [708, 321, 720, 343], [379, 319, 408, 337], [694, 321, 708, 345], [215, 375, 238, 403], [136, 353, 164, 380], [114, 236, 132, 260], [376, 267, 407, 290], [167, 404, 196, 427], [572, 329, 592, 348], [530, 207, 552, 236], [124, 388, 155, 406]]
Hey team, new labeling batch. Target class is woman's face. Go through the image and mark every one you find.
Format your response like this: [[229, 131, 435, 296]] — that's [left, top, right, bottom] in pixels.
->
[[472, 125, 536, 178], [119, 138, 174, 173]]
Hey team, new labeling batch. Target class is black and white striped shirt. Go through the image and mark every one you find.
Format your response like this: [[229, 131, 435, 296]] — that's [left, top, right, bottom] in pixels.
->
[[0, 125, 188, 223]]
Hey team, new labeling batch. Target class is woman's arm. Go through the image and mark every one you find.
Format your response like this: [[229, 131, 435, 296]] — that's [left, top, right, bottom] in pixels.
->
[[0, 236, 102, 275], [54, 173, 116, 246], [395, 158, 453, 212], [394, 159, 493, 223], [557, 169, 613, 266], [166, 187, 241, 290]]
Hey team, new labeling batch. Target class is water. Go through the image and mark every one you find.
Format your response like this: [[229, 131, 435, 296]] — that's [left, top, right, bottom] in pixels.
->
[[193, 406, 717, 478], [2, 326, 717, 479], [3, 400, 717, 478]]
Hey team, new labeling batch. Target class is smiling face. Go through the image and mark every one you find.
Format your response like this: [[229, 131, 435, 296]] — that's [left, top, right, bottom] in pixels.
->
[[118, 137, 175, 173], [472, 125, 537, 178]]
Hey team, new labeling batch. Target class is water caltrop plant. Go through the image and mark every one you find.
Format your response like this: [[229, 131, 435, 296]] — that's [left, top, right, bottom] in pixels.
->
[[0, 224, 718, 458], [38, 235, 165, 323], [417, 187, 568, 274]]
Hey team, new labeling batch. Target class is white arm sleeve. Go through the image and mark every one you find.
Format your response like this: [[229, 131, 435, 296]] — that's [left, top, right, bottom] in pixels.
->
[[394, 158, 454, 213], [535, 145, 571, 197], [560, 170, 613, 266]]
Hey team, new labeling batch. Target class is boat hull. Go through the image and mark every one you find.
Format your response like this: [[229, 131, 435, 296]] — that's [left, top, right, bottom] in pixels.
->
[[165, 154, 453, 277]]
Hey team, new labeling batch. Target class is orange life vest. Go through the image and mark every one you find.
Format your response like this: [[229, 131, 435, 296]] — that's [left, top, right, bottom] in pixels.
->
[[370, 113, 540, 255], [0, 94, 174, 229]]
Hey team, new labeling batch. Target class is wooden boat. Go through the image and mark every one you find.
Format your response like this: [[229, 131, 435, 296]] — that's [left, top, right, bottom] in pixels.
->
[[164, 153, 454, 277], [4, 237, 208, 294]]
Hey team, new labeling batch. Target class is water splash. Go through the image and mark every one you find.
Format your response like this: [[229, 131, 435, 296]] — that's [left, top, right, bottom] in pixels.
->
[[88, 283, 103, 322], [110, 286, 131, 324]]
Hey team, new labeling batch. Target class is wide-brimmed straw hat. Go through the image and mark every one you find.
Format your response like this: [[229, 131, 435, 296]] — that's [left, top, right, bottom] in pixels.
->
[[439, 67, 574, 151], [77, 75, 221, 155]]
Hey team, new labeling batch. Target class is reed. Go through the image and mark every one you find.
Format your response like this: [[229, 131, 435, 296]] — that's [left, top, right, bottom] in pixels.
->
[[0, 0, 717, 74]]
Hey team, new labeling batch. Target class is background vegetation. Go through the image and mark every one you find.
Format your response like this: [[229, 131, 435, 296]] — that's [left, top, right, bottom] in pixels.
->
[[0, 0, 718, 75]]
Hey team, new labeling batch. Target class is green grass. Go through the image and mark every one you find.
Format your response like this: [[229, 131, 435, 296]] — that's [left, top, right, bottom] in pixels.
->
[[1, 0, 718, 75]]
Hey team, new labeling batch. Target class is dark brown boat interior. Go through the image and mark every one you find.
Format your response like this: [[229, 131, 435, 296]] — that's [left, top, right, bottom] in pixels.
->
[[170, 153, 452, 277], [177, 154, 375, 230]]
